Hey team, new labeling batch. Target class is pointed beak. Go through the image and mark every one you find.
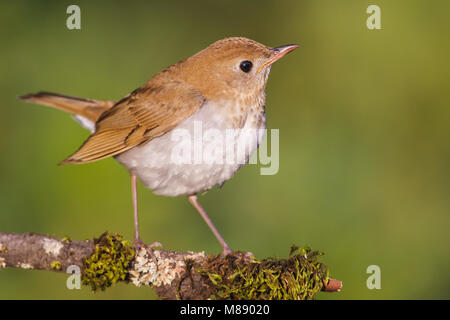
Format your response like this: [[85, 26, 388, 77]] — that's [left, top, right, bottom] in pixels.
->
[[257, 44, 299, 73]]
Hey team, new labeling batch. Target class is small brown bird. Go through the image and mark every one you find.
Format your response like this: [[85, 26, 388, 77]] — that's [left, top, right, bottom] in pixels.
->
[[20, 37, 298, 255]]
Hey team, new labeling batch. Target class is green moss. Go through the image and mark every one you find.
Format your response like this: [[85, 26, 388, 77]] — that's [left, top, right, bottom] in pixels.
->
[[50, 260, 62, 270], [61, 236, 71, 244], [82, 232, 135, 292], [196, 246, 330, 300]]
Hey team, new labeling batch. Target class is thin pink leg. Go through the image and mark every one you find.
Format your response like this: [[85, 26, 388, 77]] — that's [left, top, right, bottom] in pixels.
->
[[131, 174, 162, 263], [188, 194, 232, 255], [131, 173, 140, 246]]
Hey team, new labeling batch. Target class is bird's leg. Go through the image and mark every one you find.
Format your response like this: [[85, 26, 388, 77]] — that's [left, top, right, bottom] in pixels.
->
[[131, 173, 162, 260], [131, 173, 141, 247], [188, 194, 232, 255]]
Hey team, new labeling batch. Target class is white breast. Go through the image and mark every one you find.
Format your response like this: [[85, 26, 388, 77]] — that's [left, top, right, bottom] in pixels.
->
[[115, 101, 266, 197]]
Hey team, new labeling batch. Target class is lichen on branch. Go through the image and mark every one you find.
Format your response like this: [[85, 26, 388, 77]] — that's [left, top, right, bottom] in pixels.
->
[[81, 232, 135, 291], [0, 231, 342, 299], [193, 246, 331, 300]]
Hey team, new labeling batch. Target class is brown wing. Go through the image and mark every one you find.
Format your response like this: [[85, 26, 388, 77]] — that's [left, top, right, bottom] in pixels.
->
[[61, 80, 204, 164]]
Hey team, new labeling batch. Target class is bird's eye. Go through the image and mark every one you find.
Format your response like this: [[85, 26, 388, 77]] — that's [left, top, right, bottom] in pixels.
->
[[239, 60, 253, 73]]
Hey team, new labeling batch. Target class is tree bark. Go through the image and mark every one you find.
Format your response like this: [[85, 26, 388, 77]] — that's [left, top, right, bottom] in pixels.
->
[[0, 231, 342, 299]]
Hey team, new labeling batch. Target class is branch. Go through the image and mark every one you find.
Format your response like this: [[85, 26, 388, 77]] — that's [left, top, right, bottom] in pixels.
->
[[0, 231, 341, 299]]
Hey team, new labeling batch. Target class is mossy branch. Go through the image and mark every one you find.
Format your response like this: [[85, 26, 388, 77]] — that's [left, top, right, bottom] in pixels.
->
[[0, 231, 342, 299]]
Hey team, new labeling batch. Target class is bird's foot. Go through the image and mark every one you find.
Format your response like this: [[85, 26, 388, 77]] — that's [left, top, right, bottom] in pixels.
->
[[134, 238, 163, 266], [222, 245, 233, 256]]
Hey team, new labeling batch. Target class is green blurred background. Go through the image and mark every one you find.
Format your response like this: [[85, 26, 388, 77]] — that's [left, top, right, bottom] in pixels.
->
[[0, 0, 449, 299]]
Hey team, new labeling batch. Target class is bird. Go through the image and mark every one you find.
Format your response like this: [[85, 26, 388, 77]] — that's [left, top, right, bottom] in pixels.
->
[[19, 37, 298, 255]]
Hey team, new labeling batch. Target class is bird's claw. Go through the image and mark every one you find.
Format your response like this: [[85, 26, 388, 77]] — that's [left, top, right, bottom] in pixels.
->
[[134, 238, 163, 266], [222, 246, 233, 256]]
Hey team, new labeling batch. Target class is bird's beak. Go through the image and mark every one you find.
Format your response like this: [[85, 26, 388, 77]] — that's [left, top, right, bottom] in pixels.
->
[[257, 44, 299, 73]]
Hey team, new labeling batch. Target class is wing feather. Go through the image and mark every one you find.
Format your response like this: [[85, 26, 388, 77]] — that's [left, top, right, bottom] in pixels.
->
[[61, 80, 204, 164]]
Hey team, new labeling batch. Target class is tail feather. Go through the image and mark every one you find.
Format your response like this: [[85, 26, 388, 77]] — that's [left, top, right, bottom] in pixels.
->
[[19, 91, 115, 123]]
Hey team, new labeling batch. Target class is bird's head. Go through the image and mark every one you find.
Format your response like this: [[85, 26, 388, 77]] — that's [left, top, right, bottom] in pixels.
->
[[178, 37, 299, 101]]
